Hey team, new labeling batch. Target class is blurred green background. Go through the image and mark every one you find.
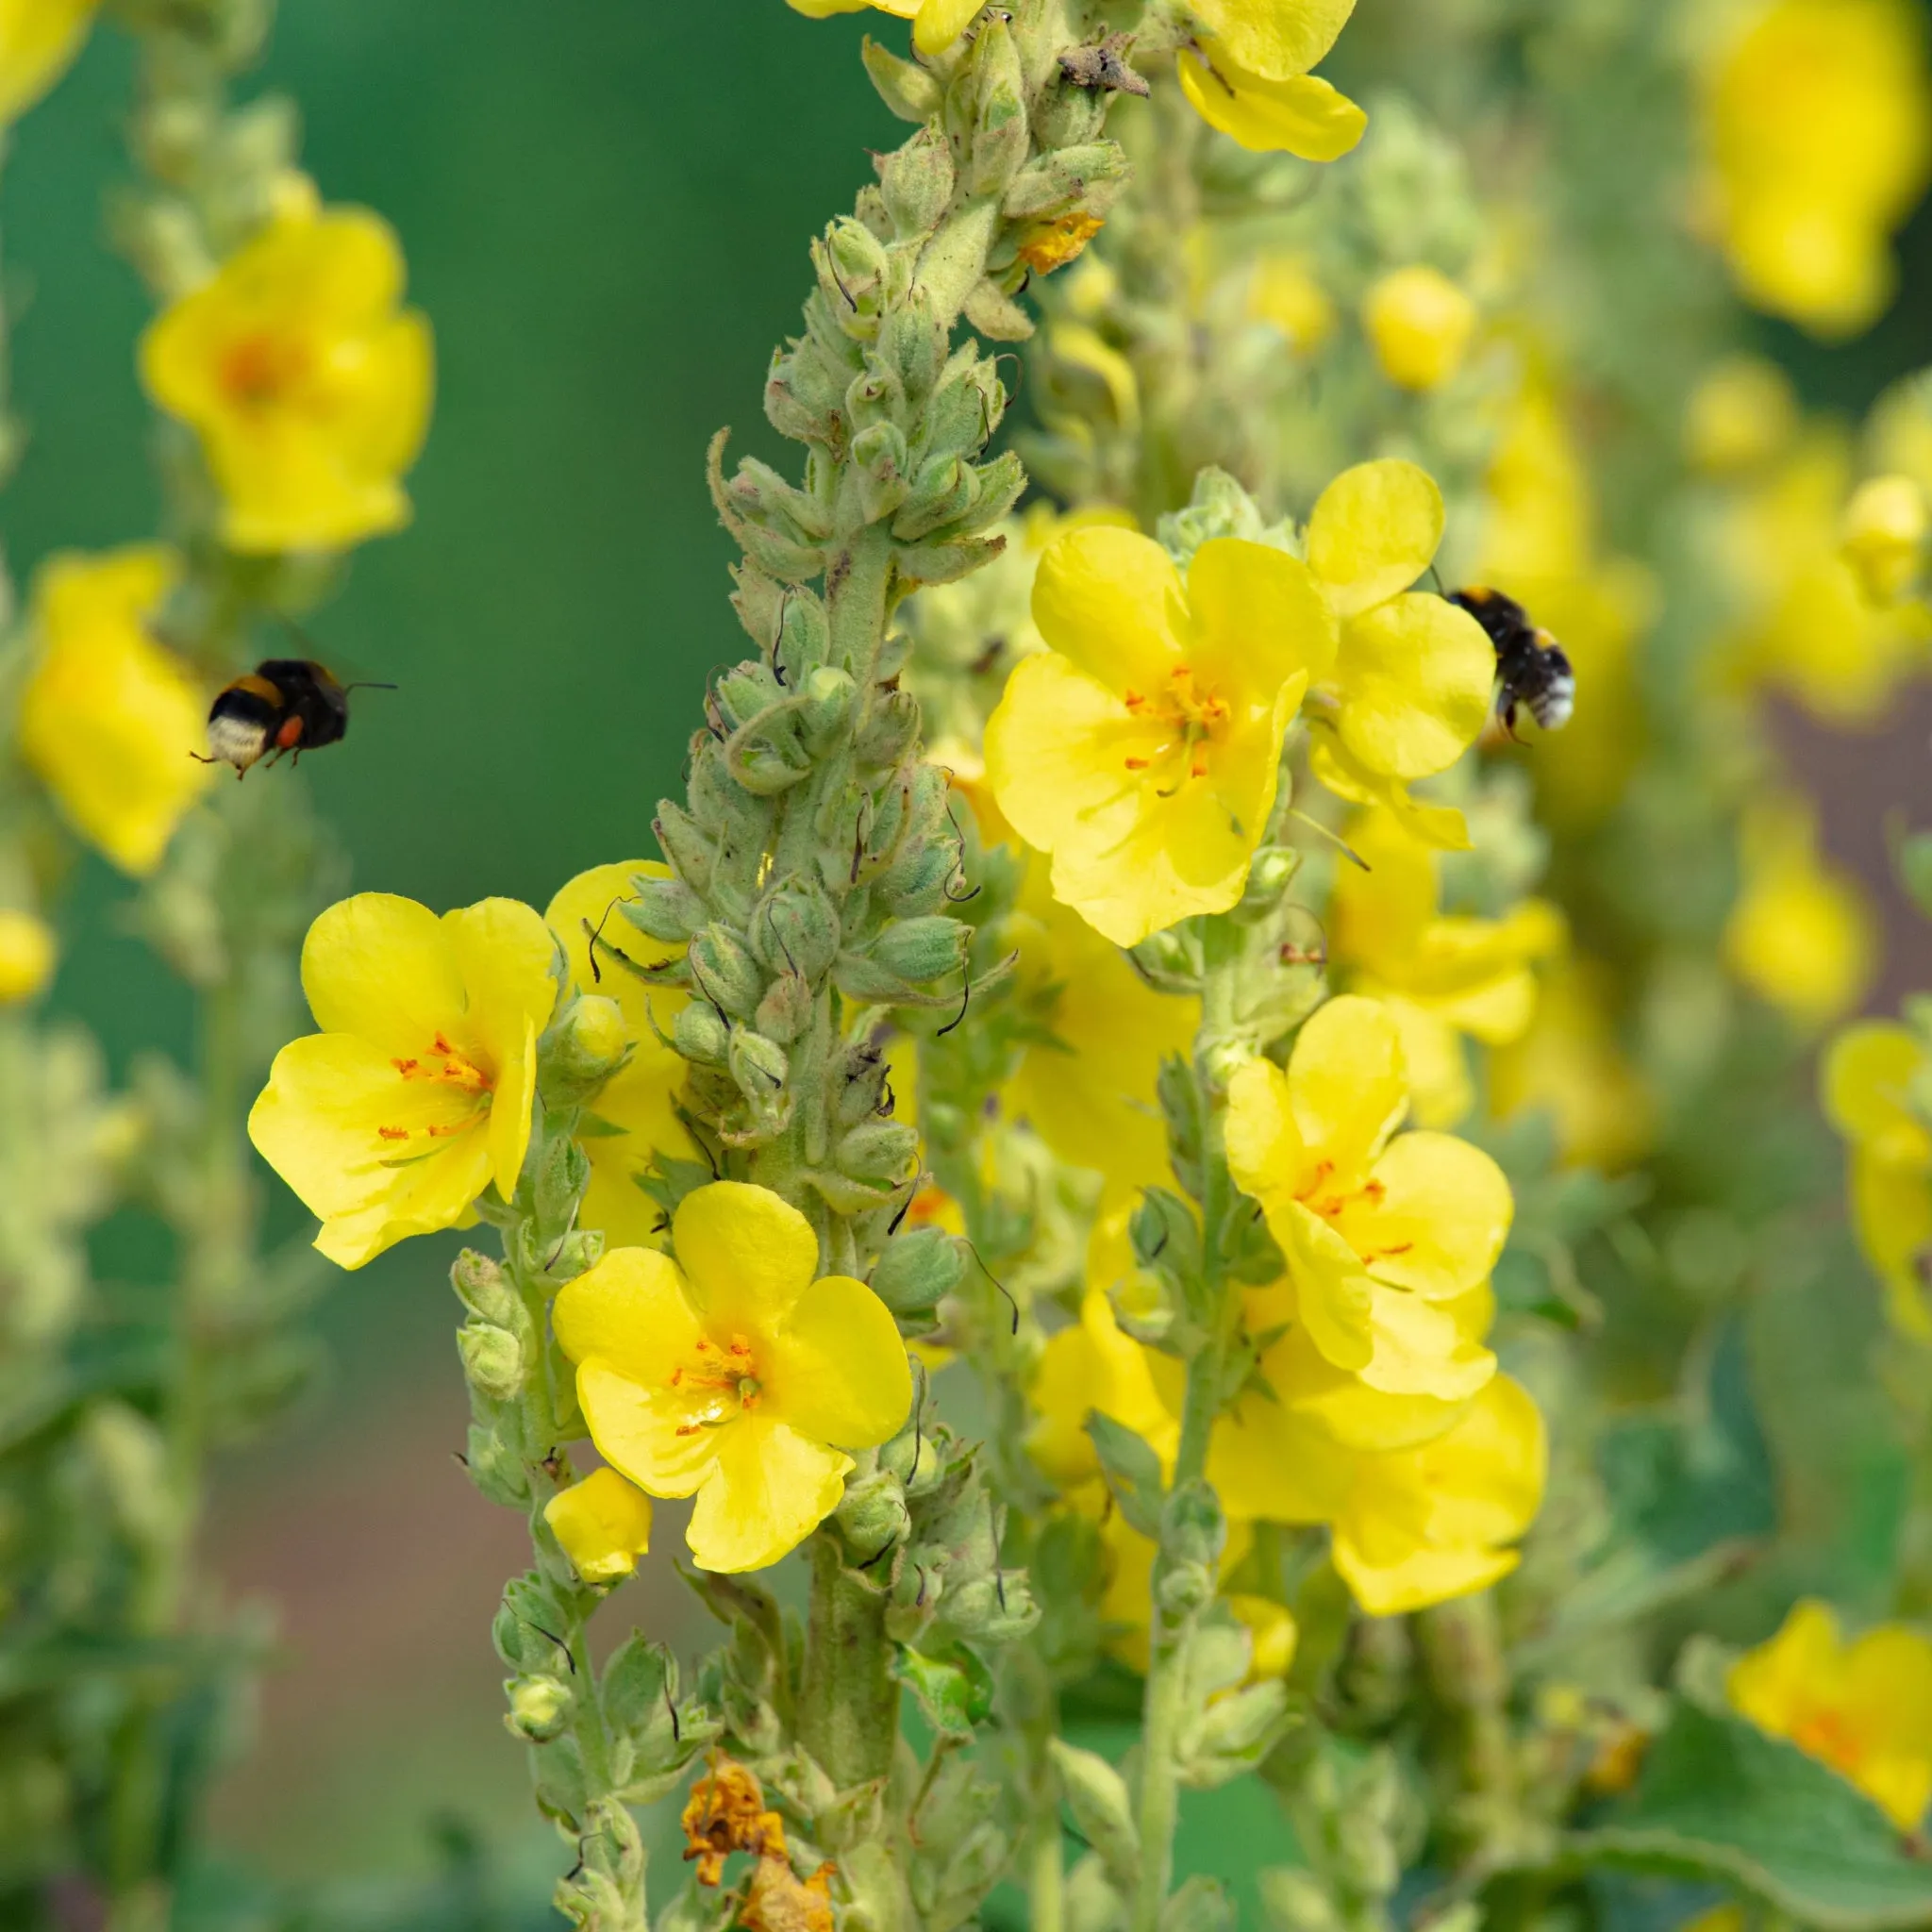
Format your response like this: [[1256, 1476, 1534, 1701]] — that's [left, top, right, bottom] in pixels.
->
[[8, 0, 1932, 1907]]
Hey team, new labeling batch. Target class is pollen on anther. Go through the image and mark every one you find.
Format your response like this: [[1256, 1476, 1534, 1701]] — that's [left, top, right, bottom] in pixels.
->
[[377, 1125, 408, 1141], [1124, 756, 1151, 770]]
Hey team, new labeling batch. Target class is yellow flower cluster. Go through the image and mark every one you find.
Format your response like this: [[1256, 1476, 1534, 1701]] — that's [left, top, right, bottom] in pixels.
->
[[987, 460, 1493, 945], [1700, 0, 1932, 338], [1729, 1599, 1932, 1830], [1822, 1018, 1932, 1340], [0, 0, 95, 125]]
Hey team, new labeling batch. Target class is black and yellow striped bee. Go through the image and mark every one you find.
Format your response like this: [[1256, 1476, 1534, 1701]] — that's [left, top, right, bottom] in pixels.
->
[[1448, 586, 1575, 739], [196, 658, 392, 776]]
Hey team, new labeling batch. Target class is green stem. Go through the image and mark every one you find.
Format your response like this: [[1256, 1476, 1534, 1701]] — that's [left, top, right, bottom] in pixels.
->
[[799, 1530, 900, 1789]]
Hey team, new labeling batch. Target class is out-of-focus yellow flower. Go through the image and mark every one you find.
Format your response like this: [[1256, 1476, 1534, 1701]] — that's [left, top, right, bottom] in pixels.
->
[[988, 524, 1336, 946], [1224, 996, 1513, 1379], [1003, 869, 1197, 1205], [249, 893, 557, 1268], [786, 0, 983, 56], [1729, 1599, 1932, 1829], [1176, 0, 1366, 160], [17, 546, 211, 876], [1029, 1290, 1180, 1489], [544, 1466, 655, 1585], [0, 0, 94, 124], [1361, 267, 1477, 392], [555, 1181, 912, 1573], [1685, 357, 1800, 476], [1046, 323, 1141, 437], [1304, 459, 1496, 791], [1720, 430, 1926, 724], [1307, 734, 1471, 852], [1478, 380, 1656, 828], [1724, 794, 1874, 1032], [545, 861, 689, 1250], [1091, 1508, 1296, 1676], [141, 198, 433, 555], [0, 908, 55, 1005], [1249, 254, 1337, 356], [1823, 1020, 1932, 1339], [1700, 0, 1932, 337], [1331, 809, 1565, 1127], [1329, 1374, 1545, 1615], [1841, 474, 1926, 605], [1491, 959, 1654, 1174]]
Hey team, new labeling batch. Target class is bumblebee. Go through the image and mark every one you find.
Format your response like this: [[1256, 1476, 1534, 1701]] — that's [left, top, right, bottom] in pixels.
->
[[197, 658, 391, 775], [1448, 586, 1575, 738]]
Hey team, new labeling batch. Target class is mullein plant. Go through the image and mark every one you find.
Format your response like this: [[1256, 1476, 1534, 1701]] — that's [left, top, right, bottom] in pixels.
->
[[0, 0, 430, 1922]]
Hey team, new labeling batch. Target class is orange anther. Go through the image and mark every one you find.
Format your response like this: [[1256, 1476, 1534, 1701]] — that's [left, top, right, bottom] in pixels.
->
[[377, 1125, 408, 1141]]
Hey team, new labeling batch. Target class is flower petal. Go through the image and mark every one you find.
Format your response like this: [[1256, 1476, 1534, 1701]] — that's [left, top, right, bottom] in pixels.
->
[[1264, 1316, 1479, 1452], [1333, 594, 1495, 781], [577, 1357, 720, 1501], [1307, 734, 1471, 850], [914, 0, 985, 54], [1355, 1283, 1495, 1401], [1208, 1385, 1355, 1522], [1272, 1198, 1375, 1370], [1030, 525, 1186, 696], [442, 897, 558, 1085], [767, 1274, 913, 1449], [673, 1180, 821, 1332], [1225, 1057, 1307, 1204], [583, 1051, 692, 1248], [688, 1415, 852, 1573], [1186, 538, 1339, 696], [988, 652, 1142, 871], [1289, 994, 1408, 1184], [1178, 52, 1366, 160], [1332, 1536, 1518, 1617], [1345, 1131, 1512, 1299], [1849, 1150, 1932, 1341], [545, 859, 684, 1021], [544, 1467, 653, 1584], [554, 1245, 704, 1381], [301, 893, 466, 1057], [1191, 0, 1356, 79], [1307, 459, 1444, 622], [1823, 1022, 1932, 1166]]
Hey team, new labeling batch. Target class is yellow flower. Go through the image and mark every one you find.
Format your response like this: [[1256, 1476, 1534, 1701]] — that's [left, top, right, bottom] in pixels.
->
[[1307, 735, 1470, 853], [785, 0, 984, 56], [1684, 357, 1800, 476], [1841, 474, 1926, 605], [1029, 1289, 1180, 1489], [1490, 959, 1655, 1174], [545, 861, 690, 1250], [554, 1181, 912, 1573], [1701, 0, 1932, 337], [249, 893, 558, 1268], [1175, 0, 1367, 160], [1362, 267, 1477, 392], [1331, 810, 1565, 1127], [1724, 795, 1874, 1032], [544, 1466, 655, 1585], [1249, 254, 1336, 356], [1822, 1020, 1932, 1339], [1224, 996, 1513, 1380], [0, 908, 55, 1004], [1728, 1600, 1932, 1829], [1722, 431, 1927, 724], [0, 0, 94, 124], [1003, 869, 1197, 1205], [1303, 460, 1497, 789], [17, 547, 212, 876], [987, 525, 1337, 946], [141, 199, 433, 555], [1328, 1374, 1545, 1615]]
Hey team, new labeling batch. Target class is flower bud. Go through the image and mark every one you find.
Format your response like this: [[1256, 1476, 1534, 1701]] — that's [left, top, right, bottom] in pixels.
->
[[653, 805, 716, 891], [838, 1119, 920, 1184], [534, 1135, 590, 1240], [827, 213, 891, 292], [870, 915, 970, 986], [452, 1249, 522, 1329], [689, 925, 764, 1018], [754, 879, 841, 984], [618, 875, 702, 946], [1002, 142, 1129, 221], [541, 994, 630, 1103], [851, 420, 911, 522], [775, 588, 832, 683], [836, 1044, 891, 1124], [1239, 846, 1302, 912], [466, 1424, 531, 1507], [755, 971, 814, 1044], [879, 125, 957, 240], [1842, 474, 1926, 604], [674, 1001, 730, 1066], [458, 1322, 525, 1401], [836, 1468, 910, 1553], [0, 908, 55, 1005], [953, 16, 1029, 198], [855, 688, 923, 771], [726, 458, 831, 544], [892, 455, 977, 541], [506, 1674, 574, 1744], [730, 1026, 791, 1099], [799, 665, 857, 747], [863, 35, 941, 122], [871, 1225, 967, 1314], [924, 348, 1005, 460], [1362, 265, 1477, 391]]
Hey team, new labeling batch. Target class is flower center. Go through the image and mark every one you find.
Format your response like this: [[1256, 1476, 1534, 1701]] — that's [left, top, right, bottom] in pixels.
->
[[669, 1334, 762, 1435], [1791, 1706, 1865, 1775], [1121, 665, 1230, 791], [220, 330, 308, 410], [1295, 1160, 1415, 1264], [375, 1033, 494, 1147]]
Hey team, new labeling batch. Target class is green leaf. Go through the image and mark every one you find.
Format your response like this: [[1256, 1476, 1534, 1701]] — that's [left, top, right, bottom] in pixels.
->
[[1086, 1411, 1165, 1540], [897, 1642, 994, 1734], [1570, 1700, 1932, 1931]]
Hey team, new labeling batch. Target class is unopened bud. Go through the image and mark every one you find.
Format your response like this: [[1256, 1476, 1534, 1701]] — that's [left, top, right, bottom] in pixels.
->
[[1842, 474, 1926, 604], [870, 1225, 967, 1314], [754, 881, 841, 985], [506, 1674, 574, 1743], [452, 1249, 521, 1328], [879, 125, 956, 239], [730, 1027, 791, 1098], [870, 915, 970, 986], [689, 925, 763, 1018], [541, 994, 629, 1103], [835, 1468, 910, 1552], [755, 971, 814, 1043], [674, 1001, 730, 1066], [1362, 265, 1477, 391], [458, 1322, 525, 1401], [838, 1120, 920, 1184]]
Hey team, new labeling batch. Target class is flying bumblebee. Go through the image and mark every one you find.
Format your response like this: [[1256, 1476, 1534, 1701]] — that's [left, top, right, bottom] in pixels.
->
[[196, 658, 393, 776], [1447, 585, 1575, 739]]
